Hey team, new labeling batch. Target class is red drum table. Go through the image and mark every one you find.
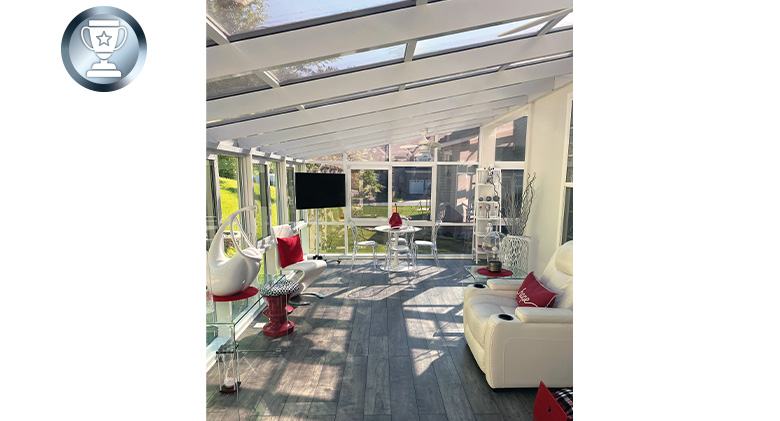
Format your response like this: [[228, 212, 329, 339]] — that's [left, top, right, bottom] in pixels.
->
[[259, 277, 300, 338]]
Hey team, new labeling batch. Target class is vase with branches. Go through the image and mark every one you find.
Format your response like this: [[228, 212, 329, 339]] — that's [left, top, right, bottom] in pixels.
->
[[499, 173, 536, 275]]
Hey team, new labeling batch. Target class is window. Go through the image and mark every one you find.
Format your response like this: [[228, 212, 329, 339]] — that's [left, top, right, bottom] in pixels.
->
[[252, 163, 271, 241], [347, 145, 389, 162], [392, 167, 432, 220], [561, 101, 573, 244], [217, 155, 241, 256], [206, 159, 219, 249], [436, 128, 479, 162], [350, 169, 388, 218], [268, 162, 282, 226], [435, 165, 476, 223], [495, 116, 528, 162], [286, 165, 297, 222]]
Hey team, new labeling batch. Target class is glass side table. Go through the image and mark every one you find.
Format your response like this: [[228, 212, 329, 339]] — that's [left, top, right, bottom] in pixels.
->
[[461, 265, 527, 286], [206, 273, 286, 395]]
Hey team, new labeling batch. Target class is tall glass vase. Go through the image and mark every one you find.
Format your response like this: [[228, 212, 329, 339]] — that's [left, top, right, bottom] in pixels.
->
[[500, 235, 530, 277]]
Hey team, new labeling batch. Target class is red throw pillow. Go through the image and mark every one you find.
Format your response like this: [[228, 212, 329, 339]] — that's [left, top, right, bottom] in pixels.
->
[[516, 272, 557, 308], [277, 235, 304, 268]]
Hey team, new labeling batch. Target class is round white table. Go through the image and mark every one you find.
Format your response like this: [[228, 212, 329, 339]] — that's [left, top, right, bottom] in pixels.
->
[[374, 225, 421, 272]]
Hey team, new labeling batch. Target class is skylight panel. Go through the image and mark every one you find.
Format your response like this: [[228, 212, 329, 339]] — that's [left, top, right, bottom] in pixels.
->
[[207, 0, 412, 38], [413, 18, 546, 58], [266, 44, 406, 85], [207, 71, 270, 100]]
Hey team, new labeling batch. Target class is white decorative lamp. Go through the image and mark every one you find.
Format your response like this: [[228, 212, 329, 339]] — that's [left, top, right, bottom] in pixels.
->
[[482, 222, 504, 272]]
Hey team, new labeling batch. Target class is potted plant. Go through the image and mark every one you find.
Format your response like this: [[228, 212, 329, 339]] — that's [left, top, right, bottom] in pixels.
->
[[500, 173, 536, 276]]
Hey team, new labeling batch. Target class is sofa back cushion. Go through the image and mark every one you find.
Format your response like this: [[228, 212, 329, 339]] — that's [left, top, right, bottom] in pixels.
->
[[540, 241, 573, 309]]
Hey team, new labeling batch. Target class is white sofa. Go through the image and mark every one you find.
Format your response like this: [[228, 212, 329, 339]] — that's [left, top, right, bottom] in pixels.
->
[[271, 223, 327, 299], [463, 241, 573, 388]]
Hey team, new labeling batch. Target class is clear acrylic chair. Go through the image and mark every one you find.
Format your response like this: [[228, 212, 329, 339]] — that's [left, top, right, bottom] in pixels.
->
[[385, 226, 415, 272], [413, 219, 443, 268], [348, 219, 378, 270]]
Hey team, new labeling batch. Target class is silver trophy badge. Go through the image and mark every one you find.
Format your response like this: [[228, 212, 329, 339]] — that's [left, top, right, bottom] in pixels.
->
[[62, 7, 146, 92], [81, 20, 127, 78]]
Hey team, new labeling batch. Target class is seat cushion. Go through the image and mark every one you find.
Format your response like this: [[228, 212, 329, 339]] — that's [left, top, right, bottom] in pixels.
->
[[277, 235, 304, 268], [464, 294, 517, 346], [357, 240, 377, 247], [414, 240, 434, 247]]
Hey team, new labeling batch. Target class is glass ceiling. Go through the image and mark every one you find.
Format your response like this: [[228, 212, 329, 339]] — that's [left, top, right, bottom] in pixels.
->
[[414, 17, 546, 58], [207, 71, 270, 100], [207, 0, 413, 38], [266, 44, 406, 85]]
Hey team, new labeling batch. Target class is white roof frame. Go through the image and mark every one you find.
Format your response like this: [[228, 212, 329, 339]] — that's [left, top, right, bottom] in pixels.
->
[[208, 57, 572, 143], [208, 30, 572, 123], [207, 0, 572, 79]]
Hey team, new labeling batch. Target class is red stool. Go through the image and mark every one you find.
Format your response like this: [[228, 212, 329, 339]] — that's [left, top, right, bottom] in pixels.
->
[[259, 278, 300, 338]]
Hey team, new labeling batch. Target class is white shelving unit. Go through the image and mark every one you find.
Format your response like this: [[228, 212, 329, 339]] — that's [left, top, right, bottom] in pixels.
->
[[472, 168, 501, 263]]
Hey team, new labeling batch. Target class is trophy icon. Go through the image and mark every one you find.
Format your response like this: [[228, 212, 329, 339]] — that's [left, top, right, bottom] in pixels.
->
[[81, 20, 127, 78]]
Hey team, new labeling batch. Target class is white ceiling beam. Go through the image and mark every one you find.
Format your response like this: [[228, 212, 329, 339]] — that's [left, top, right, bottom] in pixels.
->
[[295, 116, 502, 160], [237, 81, 544, 149], [538, 13, 569, 37], [206, 20, 229, 45], [208, 31, 572, 122], [239, 82, 538, 148], [283, 114, 506, 160], [265, 95, 529, 155], [207, 0, 572, 79], [208, 58, 571, 142]]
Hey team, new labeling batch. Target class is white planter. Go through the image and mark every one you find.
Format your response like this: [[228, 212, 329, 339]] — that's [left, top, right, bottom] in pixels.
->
[[500, 235, 530, 276]]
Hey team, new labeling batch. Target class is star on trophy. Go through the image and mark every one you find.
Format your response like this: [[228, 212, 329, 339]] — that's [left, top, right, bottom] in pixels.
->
[[80, 20, 127, 78]]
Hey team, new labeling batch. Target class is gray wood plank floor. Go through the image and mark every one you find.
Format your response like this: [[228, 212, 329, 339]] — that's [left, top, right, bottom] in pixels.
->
[[207, 259, 537, 421]]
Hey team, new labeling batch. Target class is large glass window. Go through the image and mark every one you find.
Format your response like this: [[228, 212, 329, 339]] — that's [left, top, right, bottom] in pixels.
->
[[252, 163, 271, 241], [308, 224, 346, 255], [436, 165, 476, 223], [217, 155, 241, 256], [436, 128, 479, 162], [495, 116, 528, 162], [561, 102, 573, 244], [268, 162, 280, 226], [392, 167, 432, 220], [436, 225, 473, 254], [350, 169, 388, 218], [347, 145, 389, 162], [206, 159, 219, 248], [286, 165, 297, 222], [390, 136, 434, 163]]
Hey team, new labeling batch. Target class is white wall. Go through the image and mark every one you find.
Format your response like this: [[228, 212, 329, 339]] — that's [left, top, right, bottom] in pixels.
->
[[525, 82, 573, 272]]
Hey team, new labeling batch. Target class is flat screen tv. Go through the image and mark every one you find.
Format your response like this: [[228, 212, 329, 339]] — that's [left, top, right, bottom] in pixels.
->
[[294, 172, 346, 209]]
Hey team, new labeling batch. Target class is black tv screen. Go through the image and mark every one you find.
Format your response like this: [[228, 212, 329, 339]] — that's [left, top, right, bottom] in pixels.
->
[[294, 173, 346, 209]]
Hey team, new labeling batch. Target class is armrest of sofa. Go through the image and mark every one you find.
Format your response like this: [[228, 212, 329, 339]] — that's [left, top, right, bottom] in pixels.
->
[[514, 307, 573, 324], [486, 278, 524, 291], [464, 283, 518, 302]]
